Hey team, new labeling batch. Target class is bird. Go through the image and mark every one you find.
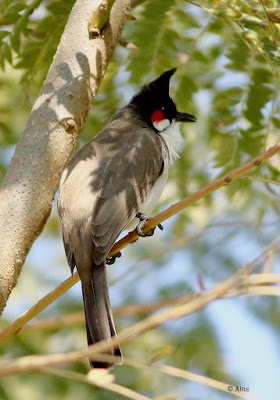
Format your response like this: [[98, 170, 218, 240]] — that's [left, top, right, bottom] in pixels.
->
[[57, 68, 196, 369]]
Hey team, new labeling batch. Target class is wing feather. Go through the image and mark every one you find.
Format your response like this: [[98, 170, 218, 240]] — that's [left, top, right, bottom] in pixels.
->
[[90, 125, 163, 264]]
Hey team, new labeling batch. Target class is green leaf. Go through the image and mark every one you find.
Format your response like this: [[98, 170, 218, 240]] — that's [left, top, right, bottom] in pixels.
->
[[0, 0, 20, 14], [240, 16, 267, 29], [0, 31, 9, 40], [3, 42, 12, 65], [244, 76, 273, 127], [126, 0, 176, 83], [47, 0, 73, 15], [175, 75, 197, 108], [271, 116, 280, 129], [226, 37, 250, 71], [212, 134, 237, 168], [0, 2, 26, 25], [0, 42, 12, 69], [239, 132, 265, 156], [36, 15, 59, 33]]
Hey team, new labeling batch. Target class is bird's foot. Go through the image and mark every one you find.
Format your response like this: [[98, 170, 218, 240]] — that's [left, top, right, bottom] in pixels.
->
[[106, 251, 122, 265], [135, 212, 163, 237]]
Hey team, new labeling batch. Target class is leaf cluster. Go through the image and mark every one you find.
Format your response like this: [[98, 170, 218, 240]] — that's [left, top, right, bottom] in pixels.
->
[[0, 0, 74, 89]]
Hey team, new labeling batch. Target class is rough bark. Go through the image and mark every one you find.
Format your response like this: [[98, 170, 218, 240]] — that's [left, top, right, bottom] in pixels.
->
[[0, 0, 132, 313]]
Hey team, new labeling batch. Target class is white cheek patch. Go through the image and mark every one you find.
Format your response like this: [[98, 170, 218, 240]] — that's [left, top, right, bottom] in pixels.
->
[[153, 118, 170, 132]]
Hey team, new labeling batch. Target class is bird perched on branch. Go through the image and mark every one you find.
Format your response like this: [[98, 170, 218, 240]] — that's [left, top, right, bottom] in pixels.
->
[[58, 68, 196, 368]]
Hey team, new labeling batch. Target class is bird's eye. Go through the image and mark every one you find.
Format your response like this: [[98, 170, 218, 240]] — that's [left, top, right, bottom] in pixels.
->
[[161, 107, 165, 111]]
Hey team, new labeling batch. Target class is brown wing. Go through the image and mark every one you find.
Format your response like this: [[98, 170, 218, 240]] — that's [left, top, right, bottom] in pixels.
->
[[90, 123, 164, 264]]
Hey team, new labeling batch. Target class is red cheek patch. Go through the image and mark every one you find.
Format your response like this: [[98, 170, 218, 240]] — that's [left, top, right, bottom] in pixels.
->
[[151, 110, 165, 122]]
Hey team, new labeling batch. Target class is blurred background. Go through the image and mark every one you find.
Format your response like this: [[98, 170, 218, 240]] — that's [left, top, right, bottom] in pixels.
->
[[1, 0, 280, 399]]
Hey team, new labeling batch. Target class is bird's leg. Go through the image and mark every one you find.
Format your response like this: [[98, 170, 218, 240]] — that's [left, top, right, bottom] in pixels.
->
[[135, 212, 164, 237], [106, 251, 122, 265]]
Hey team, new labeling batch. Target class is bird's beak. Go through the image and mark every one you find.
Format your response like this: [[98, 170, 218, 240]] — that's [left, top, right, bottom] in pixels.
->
[[175, 112, 197, 123]]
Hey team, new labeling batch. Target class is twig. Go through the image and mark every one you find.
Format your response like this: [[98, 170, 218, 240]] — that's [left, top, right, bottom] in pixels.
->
[[263, 248, 276, 273], [44, 358, 259, 400], [122, 357, 260, 400], [247, 273, 280, 285], [45, 367, 152, 400], [241, 175, 280, 185], [259, 0, 275, 42], [246, 286, 280, 296], [88, 0, 116, 37], [156, 364, 259, 400], [0, 273, 80, 343], [14, 296, 194, 333]]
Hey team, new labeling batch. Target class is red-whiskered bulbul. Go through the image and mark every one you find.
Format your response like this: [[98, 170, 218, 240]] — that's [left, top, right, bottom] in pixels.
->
[[58, 68, 196, 369]]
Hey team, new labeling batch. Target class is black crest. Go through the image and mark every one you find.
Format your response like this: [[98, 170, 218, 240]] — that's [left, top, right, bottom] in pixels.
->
[[130, 68, 177, 122]]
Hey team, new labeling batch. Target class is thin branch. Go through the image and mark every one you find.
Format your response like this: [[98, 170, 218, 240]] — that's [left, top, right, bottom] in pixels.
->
[[156, 364, 259, 400], [241, 175, 280, 185], [86, 355, 260, 399], [44, 358, 259, 400], [247, 273, 280, 285], [263, 248, 276, 273], [88, 0, 116, 37], [123, 357, 259, 400], [45, 367, 152, 400], [15, 296, 194, 333], [246, 286, 280, 296], [0, 273, 79, 343], [259, 0, 275, 42]]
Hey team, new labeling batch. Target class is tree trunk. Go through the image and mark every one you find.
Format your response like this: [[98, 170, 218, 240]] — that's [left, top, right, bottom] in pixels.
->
[[0, 0, 132, 313]]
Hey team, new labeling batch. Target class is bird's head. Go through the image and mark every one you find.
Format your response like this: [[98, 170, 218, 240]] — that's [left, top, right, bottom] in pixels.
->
[[130, 68, 196, 132]]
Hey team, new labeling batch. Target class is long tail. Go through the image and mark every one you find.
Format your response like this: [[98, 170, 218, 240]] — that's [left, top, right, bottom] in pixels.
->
[[79, 261, 122, 369]]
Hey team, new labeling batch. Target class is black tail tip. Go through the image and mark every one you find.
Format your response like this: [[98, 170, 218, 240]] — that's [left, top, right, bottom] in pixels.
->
[[89, 360, 114, 369], [88, 347, 123, 369]]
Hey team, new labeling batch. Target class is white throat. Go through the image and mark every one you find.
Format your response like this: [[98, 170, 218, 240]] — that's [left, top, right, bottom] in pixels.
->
[[152, 118, 170, 132], [158, 120, 184, 164]]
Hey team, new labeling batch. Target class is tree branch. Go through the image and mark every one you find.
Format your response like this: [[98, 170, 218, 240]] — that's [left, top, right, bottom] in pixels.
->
[[47, 367, 153, 400], [44, 362, 258, 400], [0, 0, 133, 313], [88, 0, 116, 37], [87, 357, 259, 400], [11, 295, 196, 333]]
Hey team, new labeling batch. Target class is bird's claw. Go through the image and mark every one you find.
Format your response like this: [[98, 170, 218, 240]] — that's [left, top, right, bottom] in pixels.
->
[[106, 251, 122, 265], [135, 212, 163, 237]]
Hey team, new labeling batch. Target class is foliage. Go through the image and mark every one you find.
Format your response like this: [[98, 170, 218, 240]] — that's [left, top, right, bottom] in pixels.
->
[[1, 0, 280, 399]]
